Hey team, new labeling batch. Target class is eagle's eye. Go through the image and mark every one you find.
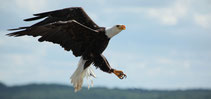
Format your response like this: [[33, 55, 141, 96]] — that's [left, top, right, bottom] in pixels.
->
[[116, 25, 120, 28]]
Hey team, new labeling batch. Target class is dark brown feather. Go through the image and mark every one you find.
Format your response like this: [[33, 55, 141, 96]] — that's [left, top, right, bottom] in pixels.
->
[[7, 20, 100, 57], [24, 7, 99, 29]]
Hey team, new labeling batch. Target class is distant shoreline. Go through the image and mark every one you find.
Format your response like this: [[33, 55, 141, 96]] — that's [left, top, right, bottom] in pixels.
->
[[1, 82, 211, 99]]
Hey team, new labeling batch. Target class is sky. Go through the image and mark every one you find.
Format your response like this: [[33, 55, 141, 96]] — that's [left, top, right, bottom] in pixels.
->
[[0, 0, 211, 90]]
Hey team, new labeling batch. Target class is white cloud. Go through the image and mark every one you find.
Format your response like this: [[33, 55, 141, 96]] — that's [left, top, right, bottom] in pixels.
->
[[0, 33, 4, 46], [15, 0, 48, 12], [147, 0, 189, 25], [194, 13, 211, 28], [156, 57, 192, 69], [146, 67, 162, 76], [88, 13, 99, 23], [183, 60, 191, 69], [100, 0, 189, 26], [156, 58, 175, 65]]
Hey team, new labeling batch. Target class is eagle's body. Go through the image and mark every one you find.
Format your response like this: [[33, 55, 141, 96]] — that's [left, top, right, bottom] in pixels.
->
[[7, 7, 126, 92]]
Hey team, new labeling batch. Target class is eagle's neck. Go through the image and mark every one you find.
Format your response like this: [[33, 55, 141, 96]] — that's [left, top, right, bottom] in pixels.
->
[[105, 27, 121, 38]]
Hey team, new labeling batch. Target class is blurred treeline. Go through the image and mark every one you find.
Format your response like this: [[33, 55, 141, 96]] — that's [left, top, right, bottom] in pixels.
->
[[0, 82, 211, 99]]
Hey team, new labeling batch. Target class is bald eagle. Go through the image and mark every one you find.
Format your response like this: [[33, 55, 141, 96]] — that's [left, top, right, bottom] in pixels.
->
[[7, 7, 126, 92]]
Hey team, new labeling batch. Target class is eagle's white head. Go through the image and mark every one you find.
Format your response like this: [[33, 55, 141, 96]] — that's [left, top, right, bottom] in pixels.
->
[[105, 25, 126, 38]]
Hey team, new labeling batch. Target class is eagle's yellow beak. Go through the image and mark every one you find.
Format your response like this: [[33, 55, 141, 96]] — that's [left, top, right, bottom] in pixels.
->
[[121, 25, 126, 30]]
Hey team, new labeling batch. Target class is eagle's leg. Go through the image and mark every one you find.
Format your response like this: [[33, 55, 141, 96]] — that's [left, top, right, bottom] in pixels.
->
[[112, 69, 127, 79], [93, 54, 127, 79]]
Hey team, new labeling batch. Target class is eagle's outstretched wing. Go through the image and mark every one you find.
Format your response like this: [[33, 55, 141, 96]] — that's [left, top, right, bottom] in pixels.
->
[[9, 7, 99, 31], [7, 7, 103, 57], [7, 20, 101, 57], [25, 7, 99, 29]]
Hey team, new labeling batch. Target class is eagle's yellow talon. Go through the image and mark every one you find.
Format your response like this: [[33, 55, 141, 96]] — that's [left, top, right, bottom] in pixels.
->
[[113, 69, 127, 79]]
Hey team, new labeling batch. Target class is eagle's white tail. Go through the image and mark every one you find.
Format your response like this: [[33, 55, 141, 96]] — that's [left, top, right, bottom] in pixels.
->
[[70, 57, 96, 92]]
